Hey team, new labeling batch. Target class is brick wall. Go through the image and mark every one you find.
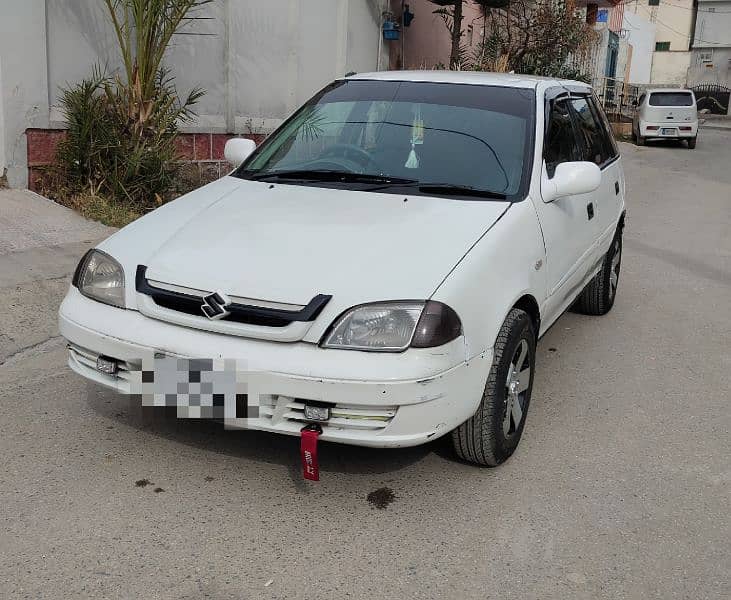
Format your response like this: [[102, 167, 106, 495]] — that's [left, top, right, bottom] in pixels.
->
[[25, 129, 265, 193]]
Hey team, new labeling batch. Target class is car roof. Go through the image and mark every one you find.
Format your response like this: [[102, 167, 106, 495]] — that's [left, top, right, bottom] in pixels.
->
[[344, 70, 591, 91], [644, 88, 694, 93]]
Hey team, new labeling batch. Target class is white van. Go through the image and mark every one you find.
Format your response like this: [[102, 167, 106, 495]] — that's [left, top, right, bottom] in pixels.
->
[[633, 88, 698, 148]]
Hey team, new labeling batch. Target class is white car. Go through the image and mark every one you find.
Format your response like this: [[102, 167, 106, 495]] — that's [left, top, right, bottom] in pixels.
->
[[59, 71, 625, 467], [633, 88, 698, 148]]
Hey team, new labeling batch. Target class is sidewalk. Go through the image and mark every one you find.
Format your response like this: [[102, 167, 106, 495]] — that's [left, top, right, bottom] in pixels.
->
[[0, 188, 114, 364], [0, 188, 114, 256], [699, 115, 731, 131]]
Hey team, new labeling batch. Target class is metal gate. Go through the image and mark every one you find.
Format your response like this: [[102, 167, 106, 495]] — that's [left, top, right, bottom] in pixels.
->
[[691, 83, 730, 115]]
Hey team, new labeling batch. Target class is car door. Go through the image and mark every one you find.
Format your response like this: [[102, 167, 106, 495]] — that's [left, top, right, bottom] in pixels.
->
[[569, 94, 622, 257], [532, 94, 599, 320]]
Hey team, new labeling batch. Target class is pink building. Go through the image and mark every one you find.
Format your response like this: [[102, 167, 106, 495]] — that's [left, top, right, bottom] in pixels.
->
[[388, 0, 484, 69]]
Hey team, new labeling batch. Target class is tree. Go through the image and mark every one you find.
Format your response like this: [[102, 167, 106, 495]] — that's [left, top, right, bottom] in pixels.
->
[[428, 1, 465, 70], [430, 0, 512, 70], [431, 0, 598, 80], [477, 0, 598, 80]]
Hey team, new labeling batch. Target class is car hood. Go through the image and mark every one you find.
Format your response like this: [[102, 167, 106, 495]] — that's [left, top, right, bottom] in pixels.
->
[[139, 178, 508, 306]]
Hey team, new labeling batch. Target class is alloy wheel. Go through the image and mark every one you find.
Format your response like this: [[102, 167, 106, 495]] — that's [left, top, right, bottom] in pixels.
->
[[503, 339, 531, 437]]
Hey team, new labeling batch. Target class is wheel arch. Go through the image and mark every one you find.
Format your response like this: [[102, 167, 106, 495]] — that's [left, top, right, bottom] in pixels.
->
[[512, 294, 541, 339]]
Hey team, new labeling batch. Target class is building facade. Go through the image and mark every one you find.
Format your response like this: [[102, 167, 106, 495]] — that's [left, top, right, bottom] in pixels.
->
[[688, 0, 731, 90], [624, 0, 695, 84]]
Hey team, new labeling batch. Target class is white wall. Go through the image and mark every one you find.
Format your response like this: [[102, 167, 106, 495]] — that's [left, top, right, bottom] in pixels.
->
[[624, 11, 656, 84], [651, 51, 692, 84], [0, 0, 51, 188], [693, 0, 731, 49], [628, 0, 695, 51], [0, 0, 390, 188], [0, 56, 5, 179]]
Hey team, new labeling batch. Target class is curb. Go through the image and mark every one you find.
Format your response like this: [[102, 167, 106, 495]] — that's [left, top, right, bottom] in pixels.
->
[[699, 124, 731, 132]]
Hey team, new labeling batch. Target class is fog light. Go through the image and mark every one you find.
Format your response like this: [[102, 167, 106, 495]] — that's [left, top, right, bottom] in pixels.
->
[[96, 355, 118, 375], [303, 404, 330, 422]]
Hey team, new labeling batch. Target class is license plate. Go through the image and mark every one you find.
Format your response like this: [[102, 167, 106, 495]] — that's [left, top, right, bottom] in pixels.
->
[[661, 128, 677, 136], [133, 356, 253, 419]]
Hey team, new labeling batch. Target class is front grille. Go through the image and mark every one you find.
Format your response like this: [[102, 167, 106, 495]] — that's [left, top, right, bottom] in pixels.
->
[[135, 265, 330, 328], [151, 294, 292, 327]]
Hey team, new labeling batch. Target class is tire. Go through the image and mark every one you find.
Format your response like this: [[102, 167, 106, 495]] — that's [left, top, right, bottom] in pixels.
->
[[687, 137, 697, 149], [573, 229, 622, 316], [451, 308, 536, 467], [636, 135, 645, 146]]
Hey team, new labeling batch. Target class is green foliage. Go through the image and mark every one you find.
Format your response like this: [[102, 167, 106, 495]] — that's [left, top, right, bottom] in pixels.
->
[[56, 0, 209, 207], [432, 0, 597, 82]]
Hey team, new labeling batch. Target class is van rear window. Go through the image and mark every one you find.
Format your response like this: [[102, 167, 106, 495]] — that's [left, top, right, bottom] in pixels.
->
[[649, 92, 694, 107]]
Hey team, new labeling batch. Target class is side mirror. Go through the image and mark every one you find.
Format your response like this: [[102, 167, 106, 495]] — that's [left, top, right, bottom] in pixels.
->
[[542, 161, 601, 203], [224, 138, 257, 167]]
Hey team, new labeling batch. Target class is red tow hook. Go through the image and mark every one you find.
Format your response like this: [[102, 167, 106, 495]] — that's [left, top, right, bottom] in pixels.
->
[[300, 423, 322, 481]]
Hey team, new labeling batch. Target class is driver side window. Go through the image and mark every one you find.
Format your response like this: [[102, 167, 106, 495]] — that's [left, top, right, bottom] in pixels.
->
[[543, 99, 581, 178]]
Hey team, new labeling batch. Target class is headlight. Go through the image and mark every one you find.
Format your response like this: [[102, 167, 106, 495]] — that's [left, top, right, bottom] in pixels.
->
[[321, 301, 461, 352], [73, 249, 125, 308]]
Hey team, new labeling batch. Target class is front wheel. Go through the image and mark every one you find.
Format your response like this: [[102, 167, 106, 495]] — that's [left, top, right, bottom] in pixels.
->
[[451, 308, 536, 466]]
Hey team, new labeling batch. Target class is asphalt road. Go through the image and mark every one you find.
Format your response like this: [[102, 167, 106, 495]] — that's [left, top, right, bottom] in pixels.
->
[[1, 131, 729, 599]]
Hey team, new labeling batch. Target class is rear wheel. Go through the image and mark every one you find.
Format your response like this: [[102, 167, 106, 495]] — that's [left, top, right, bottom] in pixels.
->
[[687, 137, 697, 149], [574, 229, 622, 316], [636, 134, 645, 146], [451, 309, 536, 467]]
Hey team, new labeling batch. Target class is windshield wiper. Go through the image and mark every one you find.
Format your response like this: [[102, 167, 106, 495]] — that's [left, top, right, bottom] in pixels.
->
[[416, 183, 507, 199], [248, 170, 417, 185]]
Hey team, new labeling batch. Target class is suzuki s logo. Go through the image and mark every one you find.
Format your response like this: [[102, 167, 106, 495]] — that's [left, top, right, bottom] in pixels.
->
[[201, 292, 231, 320]]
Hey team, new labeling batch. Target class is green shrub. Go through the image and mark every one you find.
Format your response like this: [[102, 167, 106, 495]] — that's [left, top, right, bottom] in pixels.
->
[[56, 0, 209, 207]]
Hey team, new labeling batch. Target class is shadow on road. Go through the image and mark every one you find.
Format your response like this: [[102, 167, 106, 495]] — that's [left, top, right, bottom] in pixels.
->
[[84, 382, 458, 479]]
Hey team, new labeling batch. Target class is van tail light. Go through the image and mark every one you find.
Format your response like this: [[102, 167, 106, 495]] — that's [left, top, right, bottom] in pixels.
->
[[646, 126, 659, 131], [679, 126, 692, 131]]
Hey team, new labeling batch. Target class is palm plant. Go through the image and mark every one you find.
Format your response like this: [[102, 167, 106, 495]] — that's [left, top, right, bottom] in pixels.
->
[[103, 0, 209, 131], [57, 0, 210, 205]]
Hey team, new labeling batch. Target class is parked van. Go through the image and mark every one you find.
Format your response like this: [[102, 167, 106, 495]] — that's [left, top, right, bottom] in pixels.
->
[[633, 89, 698, 148]]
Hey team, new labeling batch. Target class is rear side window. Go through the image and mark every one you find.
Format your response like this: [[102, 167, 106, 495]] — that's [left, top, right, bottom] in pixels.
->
[[649, 92, 694, 106], [544, 99, 581, 178], [589, 95, 619, 160], [569, 97, 608, 165]]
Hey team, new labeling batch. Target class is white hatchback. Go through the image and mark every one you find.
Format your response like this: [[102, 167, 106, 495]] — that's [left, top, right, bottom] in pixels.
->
[[59, 71, 626, 466], [633, 88, 698, 148]]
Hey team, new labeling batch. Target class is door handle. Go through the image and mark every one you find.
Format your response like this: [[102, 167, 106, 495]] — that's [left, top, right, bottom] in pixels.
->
[[615, 181, 620, 195], [587, 202, 594, 220]]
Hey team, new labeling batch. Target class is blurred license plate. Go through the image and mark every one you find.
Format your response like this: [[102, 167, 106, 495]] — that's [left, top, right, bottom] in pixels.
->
[[661, 128, 677, 136]]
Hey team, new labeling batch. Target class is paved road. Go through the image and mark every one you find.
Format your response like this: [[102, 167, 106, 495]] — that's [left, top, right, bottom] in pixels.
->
[[1, 132, 729, 599]]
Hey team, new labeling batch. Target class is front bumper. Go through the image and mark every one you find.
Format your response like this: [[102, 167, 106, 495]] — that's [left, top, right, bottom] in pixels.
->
[[639, 121, 698, 138], [59, 288, 491, 448]]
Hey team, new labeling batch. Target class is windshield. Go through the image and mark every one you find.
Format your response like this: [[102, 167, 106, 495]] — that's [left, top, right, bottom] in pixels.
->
[[234, 80, 535, 200], [649, 92, 694, 107]]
